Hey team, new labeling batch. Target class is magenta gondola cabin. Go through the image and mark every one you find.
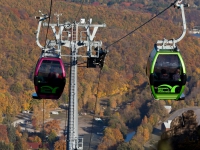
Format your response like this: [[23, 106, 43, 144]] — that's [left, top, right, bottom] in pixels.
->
[[34, 57, 66, 99]]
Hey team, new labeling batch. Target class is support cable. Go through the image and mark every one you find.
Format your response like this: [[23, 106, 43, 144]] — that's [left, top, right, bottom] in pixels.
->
[[42, 99, 45, 149], [88, 68, 103, 150], [44, 0, 53, 48], [86, 2, 178, 148], [64, 98, 68, 150], [73, 0, 85, 22], [41, 0, 53, 149], [105, 0, 178, 49]]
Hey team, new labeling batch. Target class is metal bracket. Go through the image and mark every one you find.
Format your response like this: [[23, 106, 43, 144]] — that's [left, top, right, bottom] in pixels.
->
[[156, 0, 189, 50]]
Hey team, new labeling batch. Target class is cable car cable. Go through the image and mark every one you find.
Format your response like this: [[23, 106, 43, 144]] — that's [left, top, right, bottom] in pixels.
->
[[73, 0, 85, 23], [63, 96, 68, 148], [105, 0, 179, 49], [88, 68, 103, 150], [42, 99, 45, 149], [44, 0, 53, 48], [40, 0, 52, 148], [146, 0, 188, 100]]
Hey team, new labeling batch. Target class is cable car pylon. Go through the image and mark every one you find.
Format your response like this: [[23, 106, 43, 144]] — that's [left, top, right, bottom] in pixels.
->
[[33, 12, 106, 150]]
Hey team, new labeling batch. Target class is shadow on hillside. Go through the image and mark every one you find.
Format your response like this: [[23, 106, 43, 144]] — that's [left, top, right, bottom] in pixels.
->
[[81, 121, 104, 134], [82, 134, 101, 150], [129, 81, 149, 96]]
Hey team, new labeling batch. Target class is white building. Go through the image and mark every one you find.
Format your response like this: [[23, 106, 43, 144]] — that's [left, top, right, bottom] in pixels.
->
[[164, 105, 172, 113], [50, 111, 59, 115], [12, 119, 25, 127], [161, 120, 172, 132]]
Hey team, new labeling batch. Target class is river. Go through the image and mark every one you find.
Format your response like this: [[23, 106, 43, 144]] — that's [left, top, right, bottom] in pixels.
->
[[191, 34, 200, 38], [125, 131, 136, 142]]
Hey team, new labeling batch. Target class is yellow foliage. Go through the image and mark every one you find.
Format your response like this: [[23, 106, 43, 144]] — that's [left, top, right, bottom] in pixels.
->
[[167, 100, 172, 105], [99, 127, 123, 149], [28, 136, 41, 143], [110, 100, 117, 108], [142, 115, 148, 124], [44, 120, 61, 135], [54, 140, 66, 150], [110, 84, 129, 96], [195, 68, 200, 74], [22, 102, 30, 111], [114, 112, 120, 117], [0, 1, 200, 138], [143, 128, 150, 142], [97, 91, 107, 98], [149, 115, 155, 126], [99, 111, 104, 117]]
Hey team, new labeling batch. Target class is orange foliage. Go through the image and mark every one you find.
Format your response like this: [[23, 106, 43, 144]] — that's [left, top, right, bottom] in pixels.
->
[[44, 120, 61, 135], [142, 115, 148, 124], [16, 129, 22, 137], [98, 127, 123, 149], [28, 136, 41, 143], [0, 2, 200, 150], [99, 110, 104, 117], [0, 0, 199, 120], [54, 139, 66, 150], [143, 128, 150, 142], [0, 125, 9, 144], [148, 114, 155, 126]]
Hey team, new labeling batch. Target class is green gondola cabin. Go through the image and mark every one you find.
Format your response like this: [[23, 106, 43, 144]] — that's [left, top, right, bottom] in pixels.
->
[[147, 45, 187, 100]]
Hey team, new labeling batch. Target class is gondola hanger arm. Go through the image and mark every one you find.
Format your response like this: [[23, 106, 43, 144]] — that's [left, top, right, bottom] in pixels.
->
[[157, 0, 189, 48], [35, 11, 50, 49]]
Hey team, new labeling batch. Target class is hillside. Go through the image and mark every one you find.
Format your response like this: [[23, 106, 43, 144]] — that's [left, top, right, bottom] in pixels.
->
[[0, 0, 200, 149], [68, 0, 200, 26], [0, 0, 199, 111]]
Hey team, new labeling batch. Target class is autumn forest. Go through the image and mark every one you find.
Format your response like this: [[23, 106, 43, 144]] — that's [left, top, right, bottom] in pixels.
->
[[1, 0, 200, 149]]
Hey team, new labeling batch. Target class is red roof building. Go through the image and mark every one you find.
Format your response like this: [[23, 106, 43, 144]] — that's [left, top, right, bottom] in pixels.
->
[[27, 142, 41, 150]]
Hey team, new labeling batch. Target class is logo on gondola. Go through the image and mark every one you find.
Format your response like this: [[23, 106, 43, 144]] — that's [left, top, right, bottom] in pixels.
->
[[157, 84, 179, 93], [40, 86, 59, 94]]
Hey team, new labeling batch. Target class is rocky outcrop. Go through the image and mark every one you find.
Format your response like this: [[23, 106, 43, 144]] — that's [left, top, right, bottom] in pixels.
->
[[161, 110, 198, 140]]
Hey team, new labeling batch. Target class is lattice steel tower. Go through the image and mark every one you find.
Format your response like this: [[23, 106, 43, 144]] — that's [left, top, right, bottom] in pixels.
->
[[34, 13, 106, 150]]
